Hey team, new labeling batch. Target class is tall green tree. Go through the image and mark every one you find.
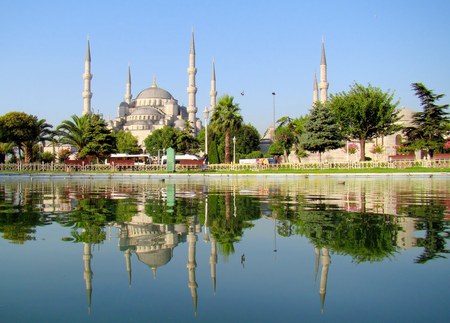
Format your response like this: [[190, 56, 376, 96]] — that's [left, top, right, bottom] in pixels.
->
[[329, 83, 401, 161], [56, 114, 91, 153], [176, 125, 200, 154], [403, 83, 449, 159], [301, 102, 344, 162], [79, 114, 116, 160], [115, 130, 141, 154], [144, 126, 180, 155], [210, 95, 243, 163], [0, 112, 53, 162]]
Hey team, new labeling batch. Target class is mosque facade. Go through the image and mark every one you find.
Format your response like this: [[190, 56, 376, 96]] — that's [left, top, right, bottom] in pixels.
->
[[81, 32, 217, 148]]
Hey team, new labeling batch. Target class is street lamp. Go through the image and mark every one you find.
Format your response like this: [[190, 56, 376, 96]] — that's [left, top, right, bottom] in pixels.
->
[[272, 92, 276, 141], [203, 107, 209, 161], [233, 136, 236, 164]]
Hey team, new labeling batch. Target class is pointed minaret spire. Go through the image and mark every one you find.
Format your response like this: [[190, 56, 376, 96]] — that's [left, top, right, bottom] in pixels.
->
[[125, 64, 132, 104], [187, 29, 198, 135], [210, 59, 217, 113], [319, 37, 329, 103], [82, 36, 93, 115], [313, 71, 319, 104]]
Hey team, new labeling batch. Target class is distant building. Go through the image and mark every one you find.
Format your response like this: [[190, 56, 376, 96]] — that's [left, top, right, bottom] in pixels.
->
[[81, 31, 217, 148]]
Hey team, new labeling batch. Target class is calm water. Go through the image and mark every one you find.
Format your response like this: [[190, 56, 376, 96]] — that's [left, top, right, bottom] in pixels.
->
[[0, 174, 449, 323]]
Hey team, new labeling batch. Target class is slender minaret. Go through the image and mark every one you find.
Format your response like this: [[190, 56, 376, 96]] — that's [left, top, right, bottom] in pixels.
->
[[210, 60, 217, 113], [125, 65, 132, 104], [82, 37, 93, 115], [313, 71, 319, 104], [187, 30, 198, 134], [319, 38, 329, 103]]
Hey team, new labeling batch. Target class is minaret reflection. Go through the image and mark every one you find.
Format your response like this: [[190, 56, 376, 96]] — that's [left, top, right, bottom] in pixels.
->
[[315, 247, 331, 313], [210, 235, 218, 294], [82, 242, 93, 316], [187, 216, 198, 317]]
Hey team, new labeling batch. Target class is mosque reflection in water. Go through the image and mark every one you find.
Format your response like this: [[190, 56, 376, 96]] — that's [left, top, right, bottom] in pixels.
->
[[0, 176, 449, 318]]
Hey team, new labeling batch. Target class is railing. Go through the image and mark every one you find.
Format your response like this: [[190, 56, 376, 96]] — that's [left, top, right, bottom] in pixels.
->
[[0, 159, 449, 173]]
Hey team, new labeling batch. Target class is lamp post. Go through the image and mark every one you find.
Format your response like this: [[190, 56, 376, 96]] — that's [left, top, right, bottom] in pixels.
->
[[233, 136, 236, 164], [272, 92, 276, 140], [203, 107, 209, 161]]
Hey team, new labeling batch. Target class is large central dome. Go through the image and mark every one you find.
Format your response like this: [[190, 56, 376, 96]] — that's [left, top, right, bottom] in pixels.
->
[[136, 80, 174, 100]]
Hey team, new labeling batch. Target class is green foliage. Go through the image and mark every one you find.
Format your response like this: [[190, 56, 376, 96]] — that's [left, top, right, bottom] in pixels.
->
[[208, 139, 220, 164], [39, 151, 54, 163], [115, 130, 141, 154], [244, 150, 264, 159], [271, 115, 308, 161], [56, 114, 91, 153], [210, 95, 243, 163], [0, 112, 53, 162], [144, 126, 179, 155], [403, 83, 449, 158], [301, 102, 344, 161], [329, 83, 401, 161], [0, 142, 14, 163], [144, 126, 199, 155], [79, 114, 117, 160]]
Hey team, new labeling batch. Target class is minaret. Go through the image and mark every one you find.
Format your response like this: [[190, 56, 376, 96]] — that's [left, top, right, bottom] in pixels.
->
[[187, 30, 198, 134], [313, 71, 319, 104], [82, 37, 93, 115], [125, 65, 132, 104], [319, 38, 329, 103], [210, 60, 217, 113]]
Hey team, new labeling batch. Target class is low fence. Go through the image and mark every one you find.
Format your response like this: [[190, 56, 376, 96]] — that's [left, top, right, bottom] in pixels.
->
[[0, 159, 449, 173]]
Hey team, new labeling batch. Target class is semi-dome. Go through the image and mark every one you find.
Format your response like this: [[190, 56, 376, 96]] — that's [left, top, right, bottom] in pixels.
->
[[130, 107, 163, 116]]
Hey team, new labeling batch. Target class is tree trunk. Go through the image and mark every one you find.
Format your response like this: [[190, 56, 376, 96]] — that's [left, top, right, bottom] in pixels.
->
[[319, 152, 322, 163], [225, 191, 231, 221], [359, 139, 366, 161], [225, 131, 230, 164]]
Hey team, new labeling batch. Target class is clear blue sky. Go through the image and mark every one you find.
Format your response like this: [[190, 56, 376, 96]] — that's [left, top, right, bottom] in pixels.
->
[[1, 0, 449, 135]]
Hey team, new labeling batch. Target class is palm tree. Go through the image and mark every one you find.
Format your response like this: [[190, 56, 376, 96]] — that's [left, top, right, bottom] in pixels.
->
[[210, 95, 243, 163], [56, 114, 90, 155], [23, 119, 54, 163], [0, 142, 14, 163]]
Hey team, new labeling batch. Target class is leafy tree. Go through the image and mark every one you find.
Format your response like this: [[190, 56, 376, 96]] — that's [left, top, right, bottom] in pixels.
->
[[230, 123, 261, 162], [270, 116, 308, 161], [79, 114, 117, 160], [115, 130, 141, 154], [210, 95, 243, 163], [56, 114, 91, 153], [301, 101, 344, 162], [176, 126, 200, 154], [403, 83, 449, 159], [0, 112, 53, 163], [329, 83, 401, 161], [144, 126, 181, 155]]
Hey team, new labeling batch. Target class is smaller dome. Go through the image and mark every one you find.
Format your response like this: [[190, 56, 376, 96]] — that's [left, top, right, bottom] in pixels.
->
[[119, 101, 129, 108]]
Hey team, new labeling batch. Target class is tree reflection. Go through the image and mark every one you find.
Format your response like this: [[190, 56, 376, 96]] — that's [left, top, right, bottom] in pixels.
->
[[274, 196, 401, 263], [207, 190, 261, 256], [398, 203, 450, 264]]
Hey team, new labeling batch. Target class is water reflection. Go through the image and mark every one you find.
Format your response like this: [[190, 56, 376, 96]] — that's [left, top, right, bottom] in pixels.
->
[[0, 176, 449, 321]]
